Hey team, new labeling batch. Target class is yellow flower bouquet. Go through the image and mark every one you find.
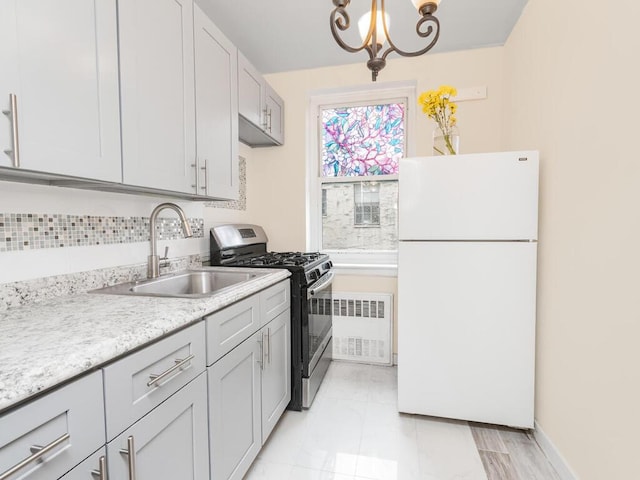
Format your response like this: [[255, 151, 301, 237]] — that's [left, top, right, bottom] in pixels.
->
[[418, 85, 459, 155]]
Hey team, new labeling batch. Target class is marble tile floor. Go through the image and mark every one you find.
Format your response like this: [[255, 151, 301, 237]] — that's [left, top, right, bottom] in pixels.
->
[[245, 362, 560, 480]]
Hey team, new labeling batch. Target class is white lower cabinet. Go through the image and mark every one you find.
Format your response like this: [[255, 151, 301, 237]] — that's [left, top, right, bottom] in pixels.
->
[[0, 372, 105, 480], [208, 331, 262, 480], [207, 279, 292, 480], [0, 282, 291, 480], [107, 372, 209, 480], [261, 310, 291, 444]]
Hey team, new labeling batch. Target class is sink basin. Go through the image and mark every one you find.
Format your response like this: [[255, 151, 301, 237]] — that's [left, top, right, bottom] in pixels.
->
[[90, 268, 268, 298]]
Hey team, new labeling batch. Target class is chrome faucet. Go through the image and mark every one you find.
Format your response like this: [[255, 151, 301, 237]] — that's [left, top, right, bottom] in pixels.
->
[[148, 203, 193, 279]]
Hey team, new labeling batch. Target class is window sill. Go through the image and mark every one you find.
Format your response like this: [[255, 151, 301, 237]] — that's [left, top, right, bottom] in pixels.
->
[[332, 263, 398, 277]]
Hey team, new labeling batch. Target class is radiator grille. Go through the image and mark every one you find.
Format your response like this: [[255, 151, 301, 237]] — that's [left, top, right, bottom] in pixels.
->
[[329, 292, 393, 365]]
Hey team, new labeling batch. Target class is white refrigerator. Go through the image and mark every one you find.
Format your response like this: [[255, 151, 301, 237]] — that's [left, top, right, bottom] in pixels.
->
[[397, 151, 539, 429]]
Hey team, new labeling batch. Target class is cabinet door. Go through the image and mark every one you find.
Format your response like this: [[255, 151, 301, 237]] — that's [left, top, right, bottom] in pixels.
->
[[237, 52, 264, 128], [208, 332, 262, 480], [107, 373, 209, 480], [264, 84, 284, 145], [119, 0, 197, 194], [0, 372, 104, 480], [261, 309, 291, 443], [194, 6, 239, 200], [0, 0, 121, 181]]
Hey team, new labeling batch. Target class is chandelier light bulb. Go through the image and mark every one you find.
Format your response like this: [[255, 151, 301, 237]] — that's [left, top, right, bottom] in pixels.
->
[[358, 10, 390, 46], [410, 0, 441, 15]]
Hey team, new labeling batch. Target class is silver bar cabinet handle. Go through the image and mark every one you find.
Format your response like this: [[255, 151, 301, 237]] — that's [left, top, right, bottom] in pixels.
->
[[200, 159, 208, 196], [191, 163, 198, 191], [257, 333, 264, 370], [2, 93, 20, 168], [119, 436, 136, 480], [267, 109, 272, 133], [264, 330, 269, 366], [90, 455, 107, 480], [147, 354, 194, 387], [0, 433, 70, 480]]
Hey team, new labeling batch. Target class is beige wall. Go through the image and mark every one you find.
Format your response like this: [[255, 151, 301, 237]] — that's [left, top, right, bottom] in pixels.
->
[[241, 48, 507, 354], [503, 0, 640, 478]]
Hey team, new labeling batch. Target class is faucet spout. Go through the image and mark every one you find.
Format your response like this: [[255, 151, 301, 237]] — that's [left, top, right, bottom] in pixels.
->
[[148, 203, 193, 279]]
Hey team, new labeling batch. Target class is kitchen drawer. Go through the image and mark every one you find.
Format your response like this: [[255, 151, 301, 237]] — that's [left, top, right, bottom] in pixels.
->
[[0, 371, 104, 480], [260, 280, 290, 327], [103, 322, 206, 441], [206, 293, 260, 366]]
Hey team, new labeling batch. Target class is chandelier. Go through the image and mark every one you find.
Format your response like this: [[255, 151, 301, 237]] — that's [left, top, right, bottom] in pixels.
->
[[330, 0, 442, 81]]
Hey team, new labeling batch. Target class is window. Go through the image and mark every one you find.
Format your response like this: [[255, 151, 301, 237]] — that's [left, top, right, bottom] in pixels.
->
[[308, 85, 415, 272], [354, 183, 380, 226]]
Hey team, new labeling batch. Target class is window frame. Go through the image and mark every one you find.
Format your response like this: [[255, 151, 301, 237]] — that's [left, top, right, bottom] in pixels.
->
[[306, 83, 417, 274]]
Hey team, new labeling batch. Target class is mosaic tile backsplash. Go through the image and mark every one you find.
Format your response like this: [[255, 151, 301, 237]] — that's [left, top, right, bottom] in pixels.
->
[[0, 214, 204, 252], [207, 157, 246, 210]]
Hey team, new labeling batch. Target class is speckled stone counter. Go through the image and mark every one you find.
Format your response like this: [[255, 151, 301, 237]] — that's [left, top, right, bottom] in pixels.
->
[[0, 269, 290, 414]]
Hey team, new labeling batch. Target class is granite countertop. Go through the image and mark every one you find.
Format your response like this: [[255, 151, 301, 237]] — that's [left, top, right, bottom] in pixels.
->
[[0, 269, 290, 414]]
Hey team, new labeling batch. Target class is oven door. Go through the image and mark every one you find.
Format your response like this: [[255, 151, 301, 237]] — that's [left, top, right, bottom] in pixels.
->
[[303, 271, 334, 377]]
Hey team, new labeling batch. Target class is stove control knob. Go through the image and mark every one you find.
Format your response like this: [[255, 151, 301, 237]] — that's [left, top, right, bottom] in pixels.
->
[[308, 270, 318, 282], [323, 261, 333, 270]]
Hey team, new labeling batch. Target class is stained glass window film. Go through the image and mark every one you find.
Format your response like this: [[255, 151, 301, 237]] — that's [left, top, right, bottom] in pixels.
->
[[321, 103, 404, 177]]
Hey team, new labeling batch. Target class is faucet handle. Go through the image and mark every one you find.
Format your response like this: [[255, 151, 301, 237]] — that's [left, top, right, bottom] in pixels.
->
[[159, 246, 170, 268]]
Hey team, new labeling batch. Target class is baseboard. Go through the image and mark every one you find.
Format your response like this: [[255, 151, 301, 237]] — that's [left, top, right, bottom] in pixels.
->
[[533, 420, 579, 480]]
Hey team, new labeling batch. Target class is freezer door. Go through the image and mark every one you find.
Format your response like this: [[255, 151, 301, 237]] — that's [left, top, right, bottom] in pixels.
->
[[399, 151, 539, 240], [397, 241, 536, 428]]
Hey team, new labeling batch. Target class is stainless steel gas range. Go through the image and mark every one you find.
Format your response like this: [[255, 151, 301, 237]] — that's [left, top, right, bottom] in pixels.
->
[[210, 224, 333, 410]]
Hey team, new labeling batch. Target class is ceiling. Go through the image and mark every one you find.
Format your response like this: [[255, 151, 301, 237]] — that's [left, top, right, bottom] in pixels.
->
[[196, 0, 529, 75]]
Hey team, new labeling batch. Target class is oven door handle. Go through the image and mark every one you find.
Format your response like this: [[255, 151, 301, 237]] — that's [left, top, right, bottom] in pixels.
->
[[308, 272, 334, 299]]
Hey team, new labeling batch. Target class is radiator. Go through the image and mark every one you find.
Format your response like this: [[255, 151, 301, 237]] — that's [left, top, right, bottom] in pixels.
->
[[330, 292, 393, 365]]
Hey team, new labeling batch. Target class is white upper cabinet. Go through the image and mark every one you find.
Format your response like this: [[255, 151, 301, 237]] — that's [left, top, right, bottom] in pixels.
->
[[0, 0, 122, 181], [264, 84, 284, 145], [237, 52, 284, 147], [238, 52, 264, 129], [118, 0, 197, 194], [194, 5, 239, 200]]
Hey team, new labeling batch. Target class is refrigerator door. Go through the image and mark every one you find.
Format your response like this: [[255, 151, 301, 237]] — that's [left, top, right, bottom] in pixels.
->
[[397, 241, 536, 428], [399, 151, 539, 241]]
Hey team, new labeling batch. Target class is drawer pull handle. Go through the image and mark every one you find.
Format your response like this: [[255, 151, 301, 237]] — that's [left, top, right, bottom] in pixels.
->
[[90, 455, 107, 480], [119, 436, 136, 480], [0, 433, 70, 480], [2, 93, 20, 168], [257, 334, 264, 370], [267, 327, 272, 364], [147, 354, 195, 387]]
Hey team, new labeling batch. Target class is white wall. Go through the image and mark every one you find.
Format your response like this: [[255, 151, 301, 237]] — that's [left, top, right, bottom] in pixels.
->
[[502, 0, 640, 478]]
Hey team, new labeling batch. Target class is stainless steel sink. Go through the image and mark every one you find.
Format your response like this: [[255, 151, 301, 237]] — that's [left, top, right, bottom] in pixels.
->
[[90, 268, 268, 298]]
